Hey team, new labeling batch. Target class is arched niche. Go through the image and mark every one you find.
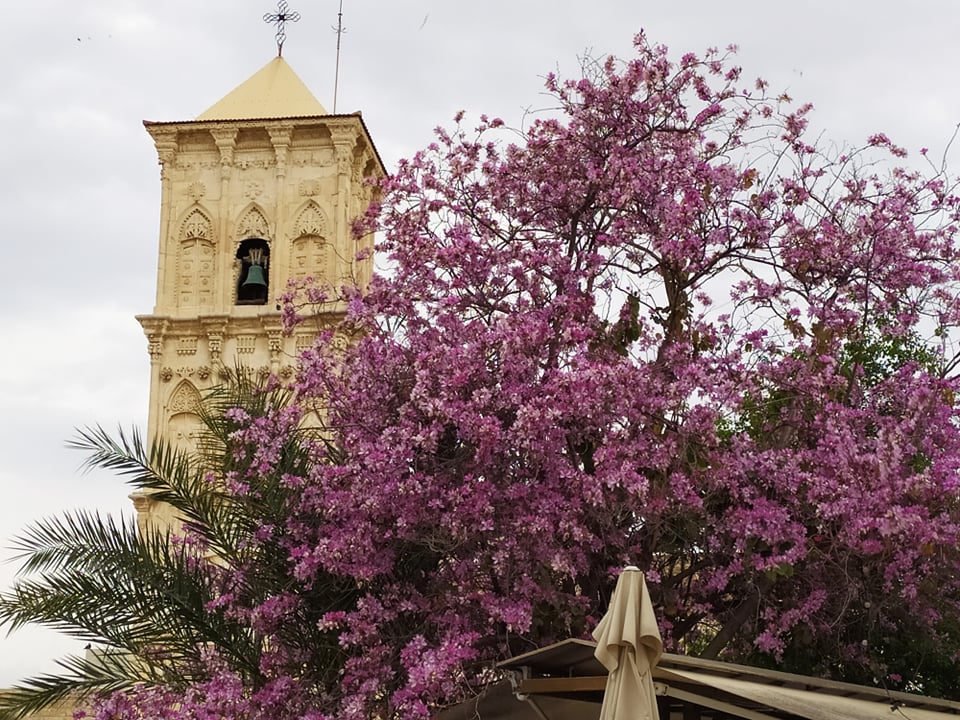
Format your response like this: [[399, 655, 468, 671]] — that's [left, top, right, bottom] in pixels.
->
[[235, 205, 272, 305], [236, 237, 270, 305], [167, 380, 203, 453], [290, 202, 331, 284], [236, 204, 271, 241], [177, 207, 215, 308]]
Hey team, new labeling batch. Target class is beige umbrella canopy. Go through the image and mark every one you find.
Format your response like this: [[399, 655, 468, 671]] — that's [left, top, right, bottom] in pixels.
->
[[592, 567, 663, 720]]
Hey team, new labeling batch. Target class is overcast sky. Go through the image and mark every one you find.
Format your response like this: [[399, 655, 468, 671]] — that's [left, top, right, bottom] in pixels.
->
[[1, 0, 958, 687]]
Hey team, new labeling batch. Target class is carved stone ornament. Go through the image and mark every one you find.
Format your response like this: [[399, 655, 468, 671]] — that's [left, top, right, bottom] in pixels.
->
[[197, 365, 212, 380], [207, 332, 224, 360], [235, 157, 272, 170], [187, 181, 206, 201], [267, 125, 293, 145], [257, 365, 271, 379], [176, 159, 220, 171], [211, 128, 238, 166], [298, 178, 321, 196], [292, 148, 335, 167], [236, 207, 270, 240], [336, 147, 352, 176], [237, 335, 257, 354], [129, 490, 155, 515], [139, 316, 168, 360], [181, 209, 213, 240], [294, 203, 327, 237], [279, 365, 294, 378], [152, 129, 178, 171], [244, 180, 264, 199], [268, 126, 293, 173], [160, 367, 174, 382], [295, 334, 315, 353], [178, 337, 198, 355], [168, 381, 202, 414], [268, 332, 283, 354]]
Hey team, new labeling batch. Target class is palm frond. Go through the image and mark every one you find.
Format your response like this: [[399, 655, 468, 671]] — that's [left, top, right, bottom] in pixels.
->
[[1, 511, 260, 679], [8, 510, 138, 575], [0, 648, 162, 720], [1, 374, 324, 718]]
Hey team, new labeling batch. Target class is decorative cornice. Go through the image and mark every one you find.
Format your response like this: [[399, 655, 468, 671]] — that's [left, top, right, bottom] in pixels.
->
[[143, 114, 386, 178], [267, 123, 294, 175], [137, 315, 169, 360], [210, 127, 239, 167]]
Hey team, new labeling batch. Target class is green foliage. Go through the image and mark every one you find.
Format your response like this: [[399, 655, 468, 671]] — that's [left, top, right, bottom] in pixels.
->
[[720, 324, 944, 445], [839, 324, 942, 389], [0, 376, 330, 720]]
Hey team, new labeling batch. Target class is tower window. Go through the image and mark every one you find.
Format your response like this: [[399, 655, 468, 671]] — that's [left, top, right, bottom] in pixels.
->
[[236, 238, 270, 305]]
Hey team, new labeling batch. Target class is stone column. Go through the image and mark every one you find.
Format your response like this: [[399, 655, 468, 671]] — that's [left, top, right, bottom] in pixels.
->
[[211, 127, 238, 307], [151, 128, 179, 311], [267, 124, 294, 296], [330, 124, 356, 294]]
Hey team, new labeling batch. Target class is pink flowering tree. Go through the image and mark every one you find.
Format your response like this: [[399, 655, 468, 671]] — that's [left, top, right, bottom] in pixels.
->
[[280, 33, 960, 705], [3, 32, 960, 720]]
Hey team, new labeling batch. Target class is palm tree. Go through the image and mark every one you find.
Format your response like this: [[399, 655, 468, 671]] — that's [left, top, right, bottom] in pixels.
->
[[0, 376, 347, 720]]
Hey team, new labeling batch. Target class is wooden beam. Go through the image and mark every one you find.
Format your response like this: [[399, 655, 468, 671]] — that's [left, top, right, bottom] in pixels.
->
[[516, 676, 608, 695], [662, 685, 782, 720]]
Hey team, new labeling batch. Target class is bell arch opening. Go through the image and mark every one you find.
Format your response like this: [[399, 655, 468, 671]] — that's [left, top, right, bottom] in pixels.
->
[[236, 238, 270, 305]]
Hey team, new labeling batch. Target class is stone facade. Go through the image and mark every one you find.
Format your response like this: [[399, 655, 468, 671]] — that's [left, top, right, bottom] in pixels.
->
[[3, 56, 386, 720], [2, 696, 83, 720], [133, 58, 385, 534]]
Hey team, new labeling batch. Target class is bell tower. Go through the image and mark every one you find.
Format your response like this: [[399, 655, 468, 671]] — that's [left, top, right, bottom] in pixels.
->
[[134, 56, 385, 531]]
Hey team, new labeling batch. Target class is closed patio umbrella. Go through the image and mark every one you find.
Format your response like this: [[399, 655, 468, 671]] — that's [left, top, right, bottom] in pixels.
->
[[592, 567, 663, 720]]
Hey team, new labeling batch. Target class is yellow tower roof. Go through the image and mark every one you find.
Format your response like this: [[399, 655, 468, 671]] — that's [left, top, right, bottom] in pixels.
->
[[196, 56, 328, 120]]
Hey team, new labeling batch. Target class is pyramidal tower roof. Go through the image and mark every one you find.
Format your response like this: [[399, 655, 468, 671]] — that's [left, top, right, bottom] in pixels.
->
[[196, 56, 328, 120]]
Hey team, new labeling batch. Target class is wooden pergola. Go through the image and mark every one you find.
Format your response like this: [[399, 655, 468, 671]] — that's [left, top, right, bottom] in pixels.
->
[[438, 639, 960, 720]]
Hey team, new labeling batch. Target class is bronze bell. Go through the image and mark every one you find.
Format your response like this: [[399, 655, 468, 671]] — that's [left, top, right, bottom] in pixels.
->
[[242, 264, 267, 288]]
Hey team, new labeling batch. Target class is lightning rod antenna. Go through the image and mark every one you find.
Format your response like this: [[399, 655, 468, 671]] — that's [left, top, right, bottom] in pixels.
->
[[333, 0, 345, 113]]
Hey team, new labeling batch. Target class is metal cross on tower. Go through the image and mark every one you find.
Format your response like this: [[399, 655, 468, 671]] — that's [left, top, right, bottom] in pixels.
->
[[263, 0, 301, 57]]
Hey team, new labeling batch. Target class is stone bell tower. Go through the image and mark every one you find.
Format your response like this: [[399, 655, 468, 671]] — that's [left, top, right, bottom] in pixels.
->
[[134, 56, 385, 531]]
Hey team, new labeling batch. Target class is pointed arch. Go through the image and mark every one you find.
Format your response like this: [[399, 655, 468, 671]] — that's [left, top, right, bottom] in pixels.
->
[[177, 207, 216, 308], [235, 204, 271, 241], [167, 380, 203, 452], [293, 201, 329, 238], [233, 204, 272, 305], [168, 380, 201, 414], [180, 207, 214, 241], [290, 201, 331, 284]]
